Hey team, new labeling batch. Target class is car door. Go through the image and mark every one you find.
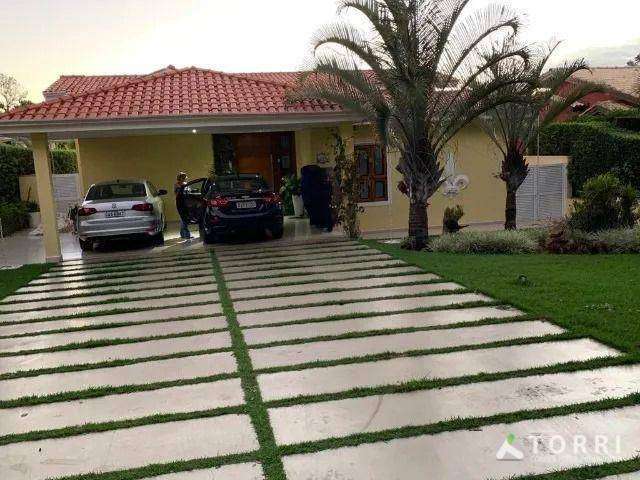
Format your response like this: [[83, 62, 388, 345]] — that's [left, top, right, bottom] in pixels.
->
[[180, 178, 209, 224], [148, 182, 167, 225]]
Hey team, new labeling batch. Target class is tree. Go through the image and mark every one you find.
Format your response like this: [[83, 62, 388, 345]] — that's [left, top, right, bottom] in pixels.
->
[[626, 52, 640, 66], [0, 73, 28, 113], [331, 130, 362, 239], [480, 43, 602, 229], [289, 0, 530, 249]]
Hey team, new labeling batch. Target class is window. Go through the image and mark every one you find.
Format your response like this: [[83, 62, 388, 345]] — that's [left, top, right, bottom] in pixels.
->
[[356, 144, 387, 202], [184, 178, 208, 195], [212, 175, 269, 194], [86, 182, 147, 200]]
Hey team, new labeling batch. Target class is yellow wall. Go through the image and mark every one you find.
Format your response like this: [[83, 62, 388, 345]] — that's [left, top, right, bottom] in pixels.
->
[[297, 123, 506, 234], [76, 134, 213, 221], [76, 126, 510, 231], [19, 175, 39, 203]]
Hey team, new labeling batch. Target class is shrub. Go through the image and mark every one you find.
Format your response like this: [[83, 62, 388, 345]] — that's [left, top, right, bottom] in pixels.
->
[[279, 175, 301, 216], [520, 227, 549, 247], [24, 201, 39, 213], [0, 202, 29, 236], [442, 205, 465, 233], [50, 150, 78, 175], [429, 230, 540, 254], [568, 173, 638, 232], [545, 221, 593, 254], [592, 228, 640, 253], [0, 145, 32, 203], [539, 121, 640, 195], [545, 219, 640, 254], [0, 144, 77, 203]]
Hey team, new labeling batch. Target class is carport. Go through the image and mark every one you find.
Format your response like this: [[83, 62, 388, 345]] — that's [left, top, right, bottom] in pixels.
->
[[0, 67, 359, 262]]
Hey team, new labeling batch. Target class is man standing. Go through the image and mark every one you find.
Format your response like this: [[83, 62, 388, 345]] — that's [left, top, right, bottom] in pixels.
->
[[174, 172, 191, 239]]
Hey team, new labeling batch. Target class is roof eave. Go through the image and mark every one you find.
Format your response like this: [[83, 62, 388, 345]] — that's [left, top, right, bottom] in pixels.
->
[[0, 111, 363, 139]]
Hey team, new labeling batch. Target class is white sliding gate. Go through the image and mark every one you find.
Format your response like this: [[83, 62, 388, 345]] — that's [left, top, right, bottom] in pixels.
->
[[19, 173, 82, 214], [516, 160, 568, 226]]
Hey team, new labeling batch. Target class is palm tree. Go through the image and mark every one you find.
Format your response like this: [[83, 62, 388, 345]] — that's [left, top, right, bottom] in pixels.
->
[[289, 0, 530, 249], [480, 43, 601, 230]]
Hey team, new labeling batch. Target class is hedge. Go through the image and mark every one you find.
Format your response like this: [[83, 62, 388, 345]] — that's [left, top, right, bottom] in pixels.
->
[[0, 202, 29, 236], [539, 121, 640, 195], [0, 144, 77, 203], [428, 229, 546, 254]]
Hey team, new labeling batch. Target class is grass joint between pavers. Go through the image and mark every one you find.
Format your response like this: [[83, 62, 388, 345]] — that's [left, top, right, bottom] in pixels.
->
[[209, 250, 287, 480]]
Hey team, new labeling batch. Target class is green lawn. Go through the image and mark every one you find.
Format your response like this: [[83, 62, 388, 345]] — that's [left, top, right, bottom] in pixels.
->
[[366, 241, 640, 354], [0, 264, 51, 301]]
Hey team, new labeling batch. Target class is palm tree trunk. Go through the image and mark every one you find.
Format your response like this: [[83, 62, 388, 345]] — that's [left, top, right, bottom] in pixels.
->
[[505, 186, 517, 230], [501, 149, 528, 231], [408, 200, 428, 249]]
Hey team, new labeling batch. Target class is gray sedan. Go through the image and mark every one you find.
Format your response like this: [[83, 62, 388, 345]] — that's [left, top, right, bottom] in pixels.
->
[[76, 179, 167, 251]]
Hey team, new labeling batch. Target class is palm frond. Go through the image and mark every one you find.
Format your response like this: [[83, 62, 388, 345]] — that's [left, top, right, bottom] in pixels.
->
[[540, 80, 605, 127], [481, 40, 601, 155], [312, 22, 391, 84], [289, 0, 531, 201]]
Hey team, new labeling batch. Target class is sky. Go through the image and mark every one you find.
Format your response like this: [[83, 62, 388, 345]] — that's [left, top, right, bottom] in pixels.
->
[[2, 0, 639, 103]]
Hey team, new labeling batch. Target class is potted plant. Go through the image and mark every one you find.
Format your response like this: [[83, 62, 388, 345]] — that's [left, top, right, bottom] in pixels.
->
[[24, 201, 40, 228], [280, 175, 304, 217]]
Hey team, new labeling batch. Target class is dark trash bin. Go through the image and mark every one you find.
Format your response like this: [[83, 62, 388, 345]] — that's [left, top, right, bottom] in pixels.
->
[[301, 165, 334, 230]]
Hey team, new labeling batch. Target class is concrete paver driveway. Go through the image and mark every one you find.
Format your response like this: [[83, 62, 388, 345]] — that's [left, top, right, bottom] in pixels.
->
[[0, 238, 636, 480]]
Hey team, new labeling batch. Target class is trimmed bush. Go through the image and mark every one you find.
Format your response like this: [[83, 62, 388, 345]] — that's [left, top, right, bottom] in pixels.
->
[[539, 121, 640, 195], [425, 225, 638, 255], [546, 222, 640, 254], [429, 230, 541, 254], [592, 228, 640, 253], [50, 150, 78, 175], [0, 145, 32, 203], [0, 202, 29, 236], [0, 144, 77, 203]]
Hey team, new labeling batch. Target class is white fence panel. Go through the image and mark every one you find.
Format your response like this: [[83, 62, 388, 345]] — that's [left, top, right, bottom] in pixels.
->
[[52, 174, 82, 214], [19, 174, 82, 215], [516, 163, 567, 226]]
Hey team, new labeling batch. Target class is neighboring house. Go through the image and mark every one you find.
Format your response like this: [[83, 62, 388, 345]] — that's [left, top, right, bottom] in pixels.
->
[[557, 66, 640, 120], [0, 64, 557, 260]]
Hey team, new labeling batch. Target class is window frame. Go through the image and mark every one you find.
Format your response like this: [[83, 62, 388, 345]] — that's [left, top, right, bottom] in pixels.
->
[[355, 143, 389, 204]]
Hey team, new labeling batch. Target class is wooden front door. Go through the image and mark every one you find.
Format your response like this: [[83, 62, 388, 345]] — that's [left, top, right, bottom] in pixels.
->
[[232, 132, 296, 192], [233, 133, 274, 187], [270, 132, 296, 193]]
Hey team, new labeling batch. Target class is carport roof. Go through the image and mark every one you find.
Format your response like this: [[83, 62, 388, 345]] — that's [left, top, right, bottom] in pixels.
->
[[1, 66, 340, 122]]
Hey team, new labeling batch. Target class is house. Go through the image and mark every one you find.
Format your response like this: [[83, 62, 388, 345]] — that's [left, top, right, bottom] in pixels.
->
[[0, 65, 529, 261], [557, 66, 640, 120]]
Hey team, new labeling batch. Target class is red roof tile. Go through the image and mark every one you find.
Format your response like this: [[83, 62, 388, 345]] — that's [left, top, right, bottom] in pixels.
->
[[2, 67, 340, 122], [571, 67, 640, 98], [232, 72, 301, 86], [44, 74, 141, 99]]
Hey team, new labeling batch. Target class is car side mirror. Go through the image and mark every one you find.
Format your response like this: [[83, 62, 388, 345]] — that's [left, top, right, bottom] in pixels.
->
[[157, 189, 168, 196]]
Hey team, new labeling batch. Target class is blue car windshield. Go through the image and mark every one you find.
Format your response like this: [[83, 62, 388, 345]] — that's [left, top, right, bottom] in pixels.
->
[[214, 177, 268, 193]]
